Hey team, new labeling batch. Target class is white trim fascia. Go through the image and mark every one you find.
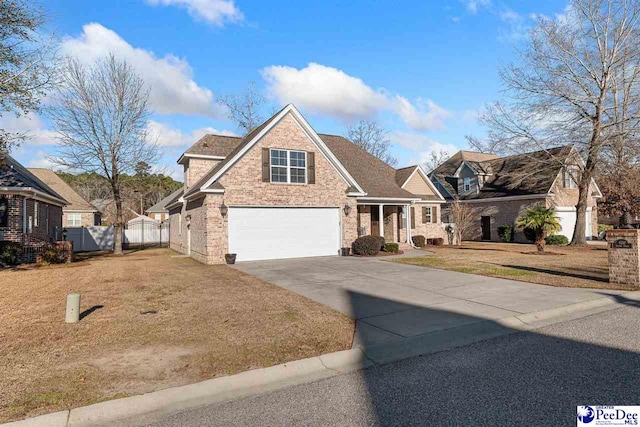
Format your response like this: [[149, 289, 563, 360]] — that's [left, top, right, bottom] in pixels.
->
[[201, 189, 225, 194], [401, 166, 447, 202], [347, 191, 367, 197], [166, 195, 185, 210], [63, 209, 98, 213], [453, 161, 477, 178], [457, 193, 551, 204], [357, 197, 422, 204], [227, 205, 342, 209], [554, 206, 593, 212], [0, 187, 67, 206], [413, 200, 446, 205], [197, 104, 365, 196], [178, 153, 226, 164]]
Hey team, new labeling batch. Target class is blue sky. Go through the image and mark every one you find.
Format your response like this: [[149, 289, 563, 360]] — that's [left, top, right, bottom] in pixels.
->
[[6, 0, 570, 180]]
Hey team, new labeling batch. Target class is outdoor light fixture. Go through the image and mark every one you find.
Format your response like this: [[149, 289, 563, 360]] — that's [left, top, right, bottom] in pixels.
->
[[62, 228, 68, 241], [220, 203, 228, 217], [343, 205, 352, 216]]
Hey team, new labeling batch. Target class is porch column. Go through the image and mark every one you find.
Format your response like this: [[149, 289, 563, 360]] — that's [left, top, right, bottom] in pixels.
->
[[406, 204, 411, 244], [378, 204, 384, 238]]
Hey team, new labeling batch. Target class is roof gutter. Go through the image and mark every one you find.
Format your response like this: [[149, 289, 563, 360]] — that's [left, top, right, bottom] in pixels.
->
[[457, 193, 551, 203], [0, 187, 68, 206]]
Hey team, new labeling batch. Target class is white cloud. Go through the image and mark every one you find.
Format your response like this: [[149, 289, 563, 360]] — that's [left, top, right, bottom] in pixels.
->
[[147, 120, 238, 148], [261, 63, 451, 131], [463, 0, 490, 14], [61, 23, 224, 118], [394, 97, 451, 131], [0, 113, 57, 146], [145, 0, 243, 26], [28, 150, 60, 169], [462, 109, 479, 123], [391, 131, 458, 154], [498, 8, 529, 41], [451, 16, 462, 23]]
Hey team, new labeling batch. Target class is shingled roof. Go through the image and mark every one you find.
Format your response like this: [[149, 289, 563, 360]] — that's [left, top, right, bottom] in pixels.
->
[[319, 134, 418, 199], [431, 146, 574, 200], [180, 134, 243, 161], [0, 155, 67, 205], [28, 168, 96, 211], [432, 151, 499, 177], [147, 188, 184, 213]]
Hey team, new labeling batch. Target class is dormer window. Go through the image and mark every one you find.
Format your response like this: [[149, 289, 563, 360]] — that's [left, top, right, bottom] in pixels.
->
[[464, 177, 471, 192]]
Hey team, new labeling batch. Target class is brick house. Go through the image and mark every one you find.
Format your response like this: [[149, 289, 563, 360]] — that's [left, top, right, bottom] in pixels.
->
[[167, 104, 447, 264], [429, 147, 603, 243], [1, 155, 73, 263], [146, 188, 182, 221], [28, 168, 101, 227]]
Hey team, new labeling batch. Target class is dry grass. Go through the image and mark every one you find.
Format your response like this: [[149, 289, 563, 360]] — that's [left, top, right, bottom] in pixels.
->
[[0, 249, 354, 423], [392, 242, 624, 290]]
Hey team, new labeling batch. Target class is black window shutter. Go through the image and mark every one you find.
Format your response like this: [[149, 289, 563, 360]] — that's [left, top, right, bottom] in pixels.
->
[[262, 148, 270, 182], [307, 152, 315, 184]]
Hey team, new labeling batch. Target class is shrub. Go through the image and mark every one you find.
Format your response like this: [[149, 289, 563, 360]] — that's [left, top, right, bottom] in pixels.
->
[[427, 238, 444, 246], [412, 235, 426, 248], [545, 235, 569, 245], [384, 243, 399, 253], [352, 235, 383, 256], [497, 224, 514, 243], [0, 241, 22, 266], [598, 224, 613, 234], [40, 248, 66, 264]]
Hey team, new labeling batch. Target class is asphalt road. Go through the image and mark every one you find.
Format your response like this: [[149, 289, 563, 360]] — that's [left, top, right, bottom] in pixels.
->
[[146, 306, 640, 426]]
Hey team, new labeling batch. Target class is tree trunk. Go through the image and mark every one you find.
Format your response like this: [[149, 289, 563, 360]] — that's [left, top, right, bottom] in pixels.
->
[[535, 230, 545, 252], [571, 173, 590, 246], [113, 185, 123, 255]]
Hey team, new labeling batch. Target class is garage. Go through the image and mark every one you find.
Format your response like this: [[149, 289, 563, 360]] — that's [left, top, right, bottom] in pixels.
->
[[556, 207, 592, 240], [228, 207, 341, 262]]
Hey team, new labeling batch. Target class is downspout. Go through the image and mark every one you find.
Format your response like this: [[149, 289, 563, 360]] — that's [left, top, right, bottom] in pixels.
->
[[407, 204, 417, 249], [22, 196, 28, 234]]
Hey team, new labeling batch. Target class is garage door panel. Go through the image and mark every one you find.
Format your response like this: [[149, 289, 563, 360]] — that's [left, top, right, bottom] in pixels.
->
[[555, 207, 591, 239], [228, 207, 340, 262]]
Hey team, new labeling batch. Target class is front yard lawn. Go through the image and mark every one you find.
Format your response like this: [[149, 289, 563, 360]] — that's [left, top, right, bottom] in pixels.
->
[[392, 242, 623, 290], [0, 249, 354, 423]]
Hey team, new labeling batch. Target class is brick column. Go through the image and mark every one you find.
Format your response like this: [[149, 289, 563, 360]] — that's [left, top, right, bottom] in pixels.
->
[[607, 229, 640, 288]]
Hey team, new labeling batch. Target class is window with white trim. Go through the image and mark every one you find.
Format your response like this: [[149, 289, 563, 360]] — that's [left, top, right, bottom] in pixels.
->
[[463, 177, 471, 192], [563, 166, 579, 189], [270, 149, 307, 184], [34, 202, 39, 227], [425, 207, 433, 223], [67, 213, 81, 227]]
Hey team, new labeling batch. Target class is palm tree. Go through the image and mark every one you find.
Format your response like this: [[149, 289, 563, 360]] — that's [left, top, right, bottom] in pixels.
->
[[516, 207, 562, 253]]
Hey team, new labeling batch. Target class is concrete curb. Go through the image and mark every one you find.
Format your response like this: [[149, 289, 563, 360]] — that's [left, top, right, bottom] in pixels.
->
[[4, 291, 638, 427]]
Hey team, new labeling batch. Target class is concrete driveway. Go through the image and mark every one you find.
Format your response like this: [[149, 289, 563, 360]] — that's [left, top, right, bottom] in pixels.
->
[[232, 252, 624, 346]]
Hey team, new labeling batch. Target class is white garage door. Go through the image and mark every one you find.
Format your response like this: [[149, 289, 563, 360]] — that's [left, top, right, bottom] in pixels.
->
[[228, 207, 341, 262], [556, 207, 592, 239]]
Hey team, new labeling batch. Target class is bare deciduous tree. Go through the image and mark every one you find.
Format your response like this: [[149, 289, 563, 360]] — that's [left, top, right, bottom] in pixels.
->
[[450, 200, 478, 245], [218, 81, 268, 135], [423, 149, 451, 173], [49, 55, 158, 254], [468, 0, 640, 245], [346, 120, 398, 167], [0, 0, 56, 154]]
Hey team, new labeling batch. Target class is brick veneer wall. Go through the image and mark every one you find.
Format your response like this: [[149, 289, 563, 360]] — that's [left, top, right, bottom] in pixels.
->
[[63, 211, 98, 227], [607, 229, 640, 288], [356, 204, 448, 245], [464, 198, 545, 243], [0, 195, 62, 242], [170, 112, 358, 264], [185, 158, 221, 189]]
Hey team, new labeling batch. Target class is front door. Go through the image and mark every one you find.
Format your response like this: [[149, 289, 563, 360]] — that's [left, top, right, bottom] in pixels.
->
[[371, 207, 380, 236], [481, 216, 491, 240]]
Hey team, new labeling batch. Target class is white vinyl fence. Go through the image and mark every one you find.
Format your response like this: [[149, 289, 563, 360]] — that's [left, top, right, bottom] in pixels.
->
[[65, 221, 170, 252]]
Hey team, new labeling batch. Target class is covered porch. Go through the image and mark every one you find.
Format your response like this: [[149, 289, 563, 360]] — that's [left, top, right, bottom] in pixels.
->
[[356, 200, 415, 245]]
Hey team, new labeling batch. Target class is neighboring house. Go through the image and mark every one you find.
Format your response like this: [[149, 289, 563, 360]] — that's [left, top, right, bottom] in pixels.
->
[[0, 155, 67, 243], [28, 168, 102, 227], [429, 147, 603, 242], [146, 188, 183, 221], [167, 104, 447, 264]]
